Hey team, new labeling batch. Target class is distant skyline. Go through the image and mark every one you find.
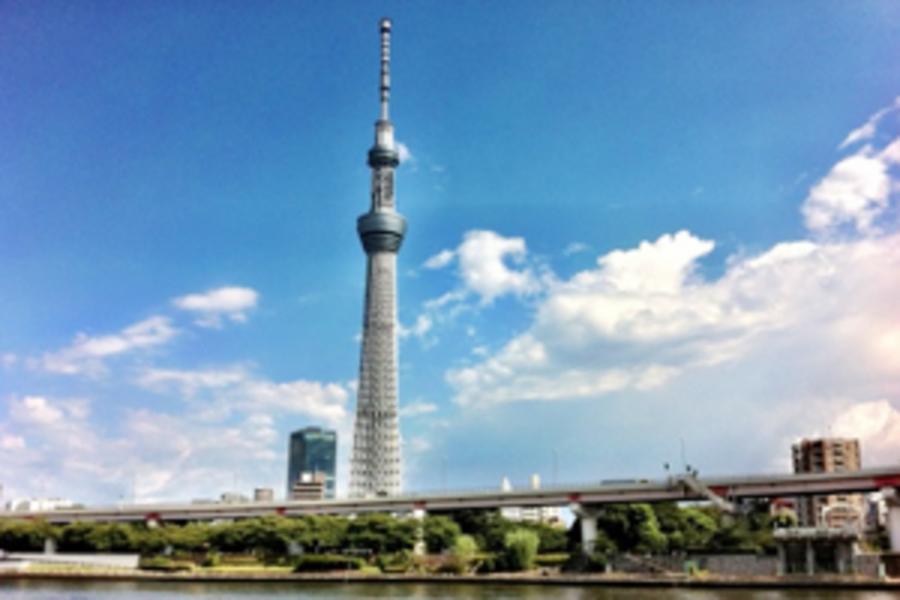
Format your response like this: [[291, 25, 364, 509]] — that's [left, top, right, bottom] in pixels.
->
[[1, 2, 899, 503]]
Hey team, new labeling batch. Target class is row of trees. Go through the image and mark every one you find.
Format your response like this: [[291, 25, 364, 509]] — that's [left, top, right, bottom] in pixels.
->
[[0, 502, 787, 560], [572, 501, 789, 556]]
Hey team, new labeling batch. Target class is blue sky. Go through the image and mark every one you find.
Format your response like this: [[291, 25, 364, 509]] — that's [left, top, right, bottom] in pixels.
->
[[2, 1, 900, 503]]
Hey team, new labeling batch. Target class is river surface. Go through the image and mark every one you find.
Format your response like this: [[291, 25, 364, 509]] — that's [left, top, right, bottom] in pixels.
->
[[0, 581, 897, 600]]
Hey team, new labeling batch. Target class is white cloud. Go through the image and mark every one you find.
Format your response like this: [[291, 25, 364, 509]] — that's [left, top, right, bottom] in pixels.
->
[[423, 249, 455, 270], [137, 366, 250, 396], [172, 286, 259, 328], [831, 400, 900, 466], [456, 230, 540, 304], [447, 230, 900, 407], [804, 98, 900, 235], [138, 366, 350, 426], [41, 316, 178, 376], [397, 142, 414, 165], [399, 314, 433, 341], [10, 396, 63, 426], [563, 242, 590, 256], [0, 435, 26, 450], [1, 353, 16, 368], [400, 401, 438, 417], [802, 147, 897, 234], [839, 96, 900, 149], [0, 366, 353, 502], [592, 230, 714, 294]]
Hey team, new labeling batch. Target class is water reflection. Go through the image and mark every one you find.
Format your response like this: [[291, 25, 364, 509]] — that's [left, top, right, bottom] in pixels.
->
[[0, 581, 896, 600]]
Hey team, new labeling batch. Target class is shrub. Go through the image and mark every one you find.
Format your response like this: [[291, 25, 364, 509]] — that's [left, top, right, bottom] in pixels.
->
[[200, 552, 221, 567], [293, 554, 365, 572], [139, 556, 194, 572], [562, 548, 608, 573], [218, 553, 262, 567], [503, 529, 540, 571], [376, 550, 412, 573], [534, 553, 569, 568], [473, 552, 500, 574]]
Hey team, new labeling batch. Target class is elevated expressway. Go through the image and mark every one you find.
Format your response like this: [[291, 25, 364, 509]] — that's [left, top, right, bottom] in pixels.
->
[[5, 466, 900, 526]]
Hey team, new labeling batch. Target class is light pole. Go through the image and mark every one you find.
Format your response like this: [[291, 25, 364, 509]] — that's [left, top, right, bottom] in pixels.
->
[[552, 449, 559, 486]]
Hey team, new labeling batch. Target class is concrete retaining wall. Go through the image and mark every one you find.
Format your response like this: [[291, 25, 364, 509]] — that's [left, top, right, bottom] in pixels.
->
[[6, 553, 139, 569]]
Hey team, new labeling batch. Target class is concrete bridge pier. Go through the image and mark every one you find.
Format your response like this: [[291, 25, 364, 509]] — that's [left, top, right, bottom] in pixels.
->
[[411, 505, 427, 556], [570, 503, 600, 555], [884, 488, 900, 552]]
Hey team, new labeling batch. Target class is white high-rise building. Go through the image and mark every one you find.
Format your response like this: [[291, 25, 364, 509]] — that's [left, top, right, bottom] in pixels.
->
[[349, 18, 405, 498], [500, 474, 562, 525]]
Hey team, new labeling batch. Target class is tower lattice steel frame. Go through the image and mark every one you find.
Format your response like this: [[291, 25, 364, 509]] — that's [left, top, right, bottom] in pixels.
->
[[349, 18, 405, 498]]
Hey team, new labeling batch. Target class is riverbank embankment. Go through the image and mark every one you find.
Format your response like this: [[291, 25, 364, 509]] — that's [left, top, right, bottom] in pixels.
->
[[2, 566, 900, 591]]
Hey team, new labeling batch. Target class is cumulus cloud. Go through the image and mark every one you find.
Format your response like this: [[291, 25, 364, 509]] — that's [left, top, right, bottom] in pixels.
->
[[804, 98, 900, 235], [831, 400, 900, 466], [10, 396, 64, 425], [447, 230, 900, 407], [0, 364, 353, 502], [802, 147, 897, 234], [41, 316, 178, 376], [172, 286, 259, 328], [457, 230, 540, 304], [138, 366, 350, 425], [423, 249, 455, 270]]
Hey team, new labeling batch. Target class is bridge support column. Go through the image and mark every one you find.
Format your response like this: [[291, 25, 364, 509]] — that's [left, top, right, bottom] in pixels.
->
[[412, 506, 427, 556], [880, 487, 900, 553], [887, 498, 900, 553], [805, 540, 815, 576], [571, 503, 600, 555]]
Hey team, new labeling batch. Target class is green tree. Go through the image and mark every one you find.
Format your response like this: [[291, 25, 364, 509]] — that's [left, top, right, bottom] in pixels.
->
[[86, 523, 137, 552], [58, 522, 97, 552], [346, 513, 417, 554], [595, 504, 667, 554], [448, 533, 478, 574], [423, 515, 461, 553], [303, 515, 348, 552], [0, 519, 54, 551], [503, 529, 540, 571], [445, 509, 514, 552], [165, 522, 210, 553], [523, 522, 567, 552]]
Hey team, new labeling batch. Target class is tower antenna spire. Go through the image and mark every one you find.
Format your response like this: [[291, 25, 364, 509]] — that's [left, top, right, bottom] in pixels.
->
[[350, 18, 405, 498], [379, 18, 391, 120]]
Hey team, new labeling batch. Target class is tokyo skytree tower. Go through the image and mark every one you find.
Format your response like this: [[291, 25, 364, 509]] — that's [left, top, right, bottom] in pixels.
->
[[349, 18, 405, 498]]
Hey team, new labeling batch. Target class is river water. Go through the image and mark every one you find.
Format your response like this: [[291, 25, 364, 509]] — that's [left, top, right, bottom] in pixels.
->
[[0, 581, 896, 600]]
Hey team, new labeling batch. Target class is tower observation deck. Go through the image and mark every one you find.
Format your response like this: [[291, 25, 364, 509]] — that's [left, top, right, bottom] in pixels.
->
[[349, 18, 405, 498]]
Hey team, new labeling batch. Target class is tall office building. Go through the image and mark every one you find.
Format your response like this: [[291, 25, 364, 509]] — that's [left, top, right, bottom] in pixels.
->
[[792, 437, 864, 528], [349, 18, 405, 498], [287, 427, 336, 499]]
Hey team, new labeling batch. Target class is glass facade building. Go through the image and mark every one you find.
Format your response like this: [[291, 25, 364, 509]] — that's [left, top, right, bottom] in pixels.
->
[[287, 427, 336, 499]]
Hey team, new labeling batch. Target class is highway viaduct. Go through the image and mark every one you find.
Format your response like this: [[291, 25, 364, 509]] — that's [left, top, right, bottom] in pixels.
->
[[5, 466, 900, 552]]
